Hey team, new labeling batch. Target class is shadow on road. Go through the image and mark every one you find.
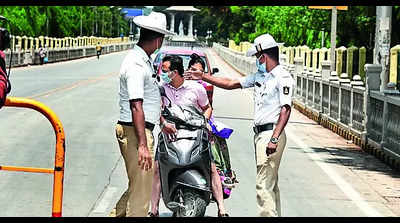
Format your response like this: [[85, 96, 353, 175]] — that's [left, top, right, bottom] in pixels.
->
[[289, 146, 400, 179]]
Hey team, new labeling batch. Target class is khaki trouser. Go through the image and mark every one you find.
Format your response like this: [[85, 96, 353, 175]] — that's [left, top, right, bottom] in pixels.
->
[[115, 124, 155, 217], [254, 129, 287, 217]]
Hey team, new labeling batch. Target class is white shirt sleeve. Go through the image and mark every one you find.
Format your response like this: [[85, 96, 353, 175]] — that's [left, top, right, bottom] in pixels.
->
[[126, 62, 146, 100], [278, 74, 294, 107], [239, 72, 256, 89]]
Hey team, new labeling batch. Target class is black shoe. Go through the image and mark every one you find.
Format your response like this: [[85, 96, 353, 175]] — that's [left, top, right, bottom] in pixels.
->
[[227, 170, 239, 183], [218, 212, 229, 217], [148, 212, 159, 217], [222, 177, 235, 189]]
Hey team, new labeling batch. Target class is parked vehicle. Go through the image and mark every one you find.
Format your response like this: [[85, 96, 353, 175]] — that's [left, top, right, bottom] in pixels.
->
[[154, 49, 218, 106]]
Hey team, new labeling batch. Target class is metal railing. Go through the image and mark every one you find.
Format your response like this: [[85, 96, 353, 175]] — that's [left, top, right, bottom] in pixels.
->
[[1, 97, 66, 217], [163, 40, 207, 48], [3, 42, 135, 68]]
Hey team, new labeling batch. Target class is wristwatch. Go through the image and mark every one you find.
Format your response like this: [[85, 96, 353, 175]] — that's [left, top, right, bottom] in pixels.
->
[[270, 137, 279, 144], [160, 120, 167, 129]]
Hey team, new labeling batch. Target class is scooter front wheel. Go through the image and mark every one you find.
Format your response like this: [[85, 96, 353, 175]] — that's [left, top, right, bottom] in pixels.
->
[[175, 188, 207, 217]]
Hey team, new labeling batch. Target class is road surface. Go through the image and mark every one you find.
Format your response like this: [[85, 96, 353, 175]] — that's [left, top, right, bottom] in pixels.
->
[[0, 46, 399, 217]]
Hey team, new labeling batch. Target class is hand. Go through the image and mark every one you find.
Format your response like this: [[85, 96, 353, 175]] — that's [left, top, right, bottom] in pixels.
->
[[138, 145, 152, 171], [184, 67, 204, 80], [162, 122, 177, 141], [266, 142, 278, 156], [206, 122, 212, 132]]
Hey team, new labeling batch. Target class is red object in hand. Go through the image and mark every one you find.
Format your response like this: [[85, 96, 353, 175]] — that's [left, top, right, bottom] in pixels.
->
[[0, 73, 6, 100]]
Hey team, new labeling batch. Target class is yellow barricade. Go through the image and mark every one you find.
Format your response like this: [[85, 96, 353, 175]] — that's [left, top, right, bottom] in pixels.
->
[[1, 97, 66, 217]]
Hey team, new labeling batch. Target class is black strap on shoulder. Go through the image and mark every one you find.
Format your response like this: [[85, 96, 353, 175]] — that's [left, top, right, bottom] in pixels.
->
[[158, 85, 167, 98]]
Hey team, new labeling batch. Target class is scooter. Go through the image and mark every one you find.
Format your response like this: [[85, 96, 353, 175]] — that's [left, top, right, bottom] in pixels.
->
[[157, 94, 212, 217]]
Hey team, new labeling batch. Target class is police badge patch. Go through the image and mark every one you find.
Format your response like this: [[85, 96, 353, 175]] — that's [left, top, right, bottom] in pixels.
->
[[283, 86, 290, 95]]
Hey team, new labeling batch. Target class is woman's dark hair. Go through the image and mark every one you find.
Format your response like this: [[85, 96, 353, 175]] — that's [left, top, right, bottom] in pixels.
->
[[162, 55, 184, 76], [188, 53, 205, 70]]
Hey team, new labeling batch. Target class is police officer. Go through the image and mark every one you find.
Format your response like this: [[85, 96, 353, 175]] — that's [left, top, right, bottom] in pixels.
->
[[184, 33, 294, 217], [114, 12, 175, 217]]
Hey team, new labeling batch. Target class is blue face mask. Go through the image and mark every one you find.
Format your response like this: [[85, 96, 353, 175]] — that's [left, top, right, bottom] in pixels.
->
[[161, 71, 172, 84], [256, 54, 267, 73]]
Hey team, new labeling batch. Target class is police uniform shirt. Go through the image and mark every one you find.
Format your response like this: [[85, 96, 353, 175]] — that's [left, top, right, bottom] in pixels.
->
[[239, 64, 294, 126], [118, 45, 161, 124]]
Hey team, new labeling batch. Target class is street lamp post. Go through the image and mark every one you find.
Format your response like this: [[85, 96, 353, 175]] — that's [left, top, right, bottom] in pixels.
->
[[110, 6, 115, 37], [321, 28, 324, 48], [80, 6, 82, 36], [46, 8, 49, 36], [118, 7, 122, 37], [92, 6, 98, 36], [91, 7, 94, 35], [110, 7, 113, 37], [102, 9, 105, 36]]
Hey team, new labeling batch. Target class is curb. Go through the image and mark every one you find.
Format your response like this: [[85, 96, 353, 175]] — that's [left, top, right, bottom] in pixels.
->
[[293, 100, 400, 171]]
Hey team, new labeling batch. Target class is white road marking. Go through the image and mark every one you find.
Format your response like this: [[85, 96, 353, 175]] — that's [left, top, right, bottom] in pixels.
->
[[92, 186, 118, 213], [285, 130, 383, 217]]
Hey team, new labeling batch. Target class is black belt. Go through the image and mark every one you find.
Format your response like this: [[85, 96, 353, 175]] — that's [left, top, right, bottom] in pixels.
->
[[253, 123, 274, 134], [117, 121, 155, 131]]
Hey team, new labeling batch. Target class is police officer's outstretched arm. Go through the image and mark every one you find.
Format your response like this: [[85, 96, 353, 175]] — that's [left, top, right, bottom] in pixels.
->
[[184, 69, 242, 90]]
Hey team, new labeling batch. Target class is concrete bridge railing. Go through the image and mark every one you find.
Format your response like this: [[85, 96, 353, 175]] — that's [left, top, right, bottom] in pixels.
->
[[163, 40, 208, 48], [2, 42, 135, 67], [212, 42, 400, 170], [1, 35, 133, 67]]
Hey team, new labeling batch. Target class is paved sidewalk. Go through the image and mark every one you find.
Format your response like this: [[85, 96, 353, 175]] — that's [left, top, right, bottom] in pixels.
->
[[288, 108, 400, 216]]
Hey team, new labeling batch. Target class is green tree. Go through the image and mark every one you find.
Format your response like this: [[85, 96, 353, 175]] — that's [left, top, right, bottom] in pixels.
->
[[0, 6, 130, 38], [212, 6, 379, 52]]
